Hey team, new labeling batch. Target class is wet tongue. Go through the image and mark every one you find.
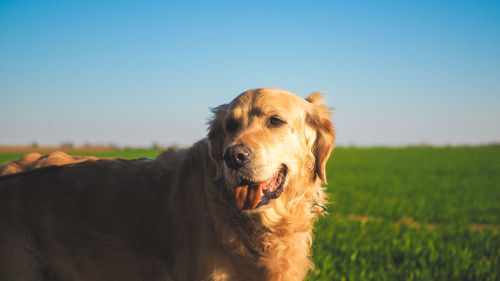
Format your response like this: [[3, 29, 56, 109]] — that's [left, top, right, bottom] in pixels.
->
[[234, 183, 262, 210], [234, 174, 279, 210]]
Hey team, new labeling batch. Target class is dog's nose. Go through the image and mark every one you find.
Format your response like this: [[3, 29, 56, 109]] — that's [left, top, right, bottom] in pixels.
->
[[223, 145, 252, 170]]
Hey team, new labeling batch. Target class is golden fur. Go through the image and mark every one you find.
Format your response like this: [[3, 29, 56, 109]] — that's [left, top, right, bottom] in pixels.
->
[[0, 88, 335, 281], [0, 152, 101, 176]]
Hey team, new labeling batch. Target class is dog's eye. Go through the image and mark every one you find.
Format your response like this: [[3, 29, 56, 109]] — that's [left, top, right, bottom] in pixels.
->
[[225, 118, 239, 133], [269, 116, 286, 127]]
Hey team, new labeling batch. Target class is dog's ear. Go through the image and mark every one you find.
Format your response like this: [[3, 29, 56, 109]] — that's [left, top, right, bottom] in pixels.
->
[[208, 104, 228, 179], [306, 92, 335, 183]]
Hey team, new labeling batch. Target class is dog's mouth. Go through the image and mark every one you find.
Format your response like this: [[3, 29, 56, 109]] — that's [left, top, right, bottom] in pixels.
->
[[233, 165, 287, 211]]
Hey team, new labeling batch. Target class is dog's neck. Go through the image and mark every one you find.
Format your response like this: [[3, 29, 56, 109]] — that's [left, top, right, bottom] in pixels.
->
[[208, 180, 318, 281], [203, 154, 318, 280]]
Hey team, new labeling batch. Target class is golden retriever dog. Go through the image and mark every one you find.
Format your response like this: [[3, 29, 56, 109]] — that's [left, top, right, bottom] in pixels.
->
[[0, 88, 335, 281]]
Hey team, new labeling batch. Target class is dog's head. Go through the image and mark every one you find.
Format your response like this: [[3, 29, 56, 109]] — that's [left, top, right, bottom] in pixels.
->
[[208, 88, 335, 212]]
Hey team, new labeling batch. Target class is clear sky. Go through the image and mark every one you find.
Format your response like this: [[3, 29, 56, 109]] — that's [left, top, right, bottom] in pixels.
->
[[1, 0, 499, 147]]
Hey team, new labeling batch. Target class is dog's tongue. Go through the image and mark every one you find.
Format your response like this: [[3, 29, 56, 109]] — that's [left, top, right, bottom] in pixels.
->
[[234, 175, 279, 210], [234, 183, 263, 210]]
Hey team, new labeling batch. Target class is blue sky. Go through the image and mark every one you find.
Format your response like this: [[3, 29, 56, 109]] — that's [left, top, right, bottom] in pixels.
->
[[0, 0, 499, 146]]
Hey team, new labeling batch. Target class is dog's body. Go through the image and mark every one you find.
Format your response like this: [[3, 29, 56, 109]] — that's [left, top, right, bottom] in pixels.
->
[[0, 88, 335, 281]]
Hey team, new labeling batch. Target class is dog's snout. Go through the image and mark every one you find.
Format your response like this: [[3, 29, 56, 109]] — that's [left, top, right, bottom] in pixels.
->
[[223, 145, 252, 170]]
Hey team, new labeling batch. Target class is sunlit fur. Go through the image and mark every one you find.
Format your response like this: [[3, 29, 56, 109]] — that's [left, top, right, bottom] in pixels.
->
[[0, 88, 334, 281], [0, 152, 102, 176], [207, 88, 335, 280]]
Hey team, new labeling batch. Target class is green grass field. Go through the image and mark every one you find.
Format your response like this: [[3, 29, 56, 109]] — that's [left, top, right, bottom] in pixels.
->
[[310, 146, 500, 281], [1, 146, 499, 280]]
